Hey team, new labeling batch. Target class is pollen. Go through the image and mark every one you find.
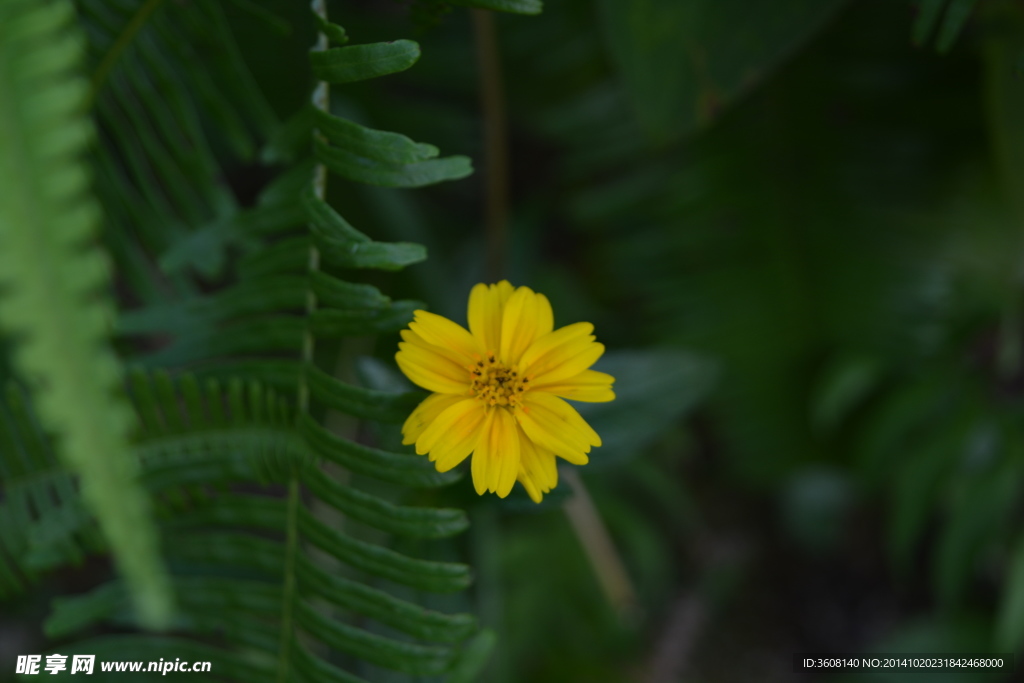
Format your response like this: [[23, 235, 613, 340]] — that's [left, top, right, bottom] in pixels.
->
[[469, 352, 529, 407]]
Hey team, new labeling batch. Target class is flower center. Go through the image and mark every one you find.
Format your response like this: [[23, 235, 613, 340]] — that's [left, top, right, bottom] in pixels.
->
[[469, 352, 529, 408]]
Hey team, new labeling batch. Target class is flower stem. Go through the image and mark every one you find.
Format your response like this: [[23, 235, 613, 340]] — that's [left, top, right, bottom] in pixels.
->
[[472, 9, 509, 281], [563, 469, 639, 623], [470, 7, 636, 626]]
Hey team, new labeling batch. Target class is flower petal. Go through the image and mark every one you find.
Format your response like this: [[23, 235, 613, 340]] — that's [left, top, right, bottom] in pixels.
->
[[415, 398, 480, 456], [500, 287, 554, 366], [401, 329, 473, 368], [532, 369, 616, 403], [516, 392, 600, 464], [409, 310, 480, 362], [432, 402, 488, 472], [396, 347, 469, 394], [520, 322, 592, 364], [519, 322, 605, 387], [402, 393, 467, 445], [470, 410, 494, 495], [472, 407, 520, 497], [397, 337, 471, 386], [517, 431, 558, 503], [468, 280, 514, 353]]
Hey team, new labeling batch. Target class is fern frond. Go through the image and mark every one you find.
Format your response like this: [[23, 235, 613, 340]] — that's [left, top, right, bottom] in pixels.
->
[[0, 0, 171, 627], [0, 385, 100, 598], [11, 3, 490, 679], [78, 0, 278, 289], [28, 371, 477, 679]]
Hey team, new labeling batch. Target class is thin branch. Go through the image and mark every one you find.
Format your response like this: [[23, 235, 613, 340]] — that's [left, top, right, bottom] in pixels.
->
[[472, 9, 510, 281], [642, 594, 706, 683], [638, 535, 748, 683], [563, 468, 639, 622]]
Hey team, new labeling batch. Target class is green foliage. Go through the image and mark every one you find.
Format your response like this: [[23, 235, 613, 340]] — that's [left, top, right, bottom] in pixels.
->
[[7, 0, 1024, 680], [0, 384, 104, 598], [0, 0, 516, 679], [311, 41, 422, 84], [445, 0, 1024, 677], [599, 0, 849, 143], [0, 0, 171, 628], [78, 0, 278, 290], [22, 371, 475, 678], [579, 350, 717, 468]]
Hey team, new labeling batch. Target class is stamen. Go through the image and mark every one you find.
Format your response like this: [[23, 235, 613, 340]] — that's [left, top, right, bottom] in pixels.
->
[[468, 356, 528, 409]]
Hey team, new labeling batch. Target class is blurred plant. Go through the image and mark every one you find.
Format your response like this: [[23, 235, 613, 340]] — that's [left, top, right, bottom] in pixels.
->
[[0, 0, 539, 680]]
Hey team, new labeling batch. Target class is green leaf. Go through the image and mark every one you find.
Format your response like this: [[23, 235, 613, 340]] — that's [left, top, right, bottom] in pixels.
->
[[292, 642, 371, 683], [996, 530, 1024, 651], [302, 186, 427, 269], [157, 203, 302, 277], [312, 11, 348, 45], [936, 0, 978, 52], [118, 277, 307, 334], [911, 0, 979, 53], [163, 494, 288, 531], [446, 628, 498, 683], [986, 8, 1024, 227], [83, 0, 277, 305], [302, 465, 469, 538], [311, 302, 418, 337], [0, 387, 96, 591], [312, 108, 439, 165], [912, 0, 948, 46], [599, 0, 848, 142], [309, 40, 421, 84], [301, 415, 461, 488], [228, 0, 293, 36], [237, 236, 309, 279], [299, 508, 473, 593], [139, 317, 306, 366], [887, 433, 959, 573], [306, 367, 423, 422], [810, 354, 884, 434], [316, 232, 428, 271], [0, 0, 170, 628], [297, 558, 477, 642], [302, 183, 370, 243], [316, 139, 473, 188], [262, 107, 315, 165], [296, 602, 455, 675], [577, 350, 717, 466], [934, 456, 1022, 607], [310, 272, 391, 310]]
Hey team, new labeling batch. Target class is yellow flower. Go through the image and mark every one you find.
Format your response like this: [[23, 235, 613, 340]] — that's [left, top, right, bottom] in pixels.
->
[[396, 281, 615, 502]]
